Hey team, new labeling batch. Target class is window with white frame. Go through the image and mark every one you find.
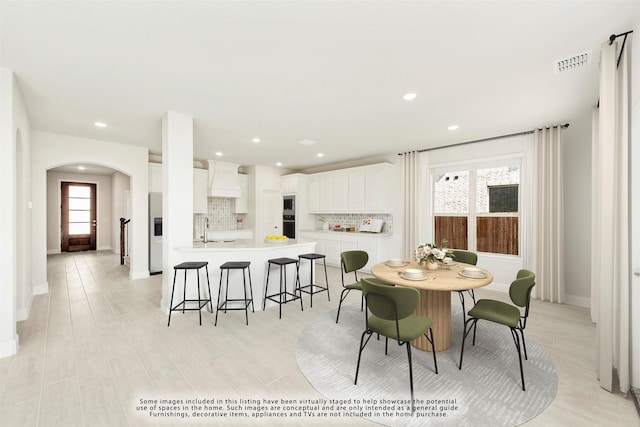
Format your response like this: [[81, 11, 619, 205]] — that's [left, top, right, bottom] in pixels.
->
[[432, 160, 521, 256]]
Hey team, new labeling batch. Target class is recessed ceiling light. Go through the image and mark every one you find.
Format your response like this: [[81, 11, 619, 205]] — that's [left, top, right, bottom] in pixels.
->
[[252, 138, 261, 143], [78, 166, 86, 171], [94, 121, 107, 128], [276, 162, 283, 167], [448, 125, 459, 131], [317, 153, 324, 158], [215, 152, 223, 156], [403, 93, 417, 101]]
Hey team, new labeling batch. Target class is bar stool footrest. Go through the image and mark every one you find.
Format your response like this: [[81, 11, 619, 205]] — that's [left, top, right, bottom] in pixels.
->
[[299, 284, 329, 295], [171, 300, 210, 311], [218, 299, 253, 310], [265, 292, 301, 305]]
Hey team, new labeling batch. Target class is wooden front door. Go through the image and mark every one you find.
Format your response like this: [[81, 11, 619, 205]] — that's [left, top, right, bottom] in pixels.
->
[[61, 182, 97, 252]]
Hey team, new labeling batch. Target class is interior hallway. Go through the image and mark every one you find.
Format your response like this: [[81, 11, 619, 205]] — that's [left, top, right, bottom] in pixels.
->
[[0, 251, 637, 426]]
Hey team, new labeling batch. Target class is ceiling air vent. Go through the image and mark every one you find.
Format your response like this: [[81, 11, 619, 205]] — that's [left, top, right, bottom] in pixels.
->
[[553, 51, 592, 74]]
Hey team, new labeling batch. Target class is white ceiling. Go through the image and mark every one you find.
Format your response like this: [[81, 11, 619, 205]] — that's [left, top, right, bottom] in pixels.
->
[[2, 1, 639, 171]]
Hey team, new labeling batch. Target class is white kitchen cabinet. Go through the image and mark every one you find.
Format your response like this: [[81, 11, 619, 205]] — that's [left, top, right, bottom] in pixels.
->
[[149, 163, 162, 193], [324, 238, 342, 266], [299, 230, 387, 273], [306, 163, 392, 213], [319, 174, 334, 212], [364, 165, 389, 212], [333, 173, 348, 211], [347, 171, 366, 211], [193, 168, 208, 213], [233, 174, 249, 213], [356, 235, 379, 271], [307, 176, 320, 212], [281, 173, 305, 194]]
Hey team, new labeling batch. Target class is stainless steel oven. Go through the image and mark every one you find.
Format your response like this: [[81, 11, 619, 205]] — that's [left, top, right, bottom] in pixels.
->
[[283, 195, 295, 215]]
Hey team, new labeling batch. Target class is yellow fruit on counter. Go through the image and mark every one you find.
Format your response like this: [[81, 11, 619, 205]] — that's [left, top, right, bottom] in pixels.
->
[[265, 235, 288, 240]]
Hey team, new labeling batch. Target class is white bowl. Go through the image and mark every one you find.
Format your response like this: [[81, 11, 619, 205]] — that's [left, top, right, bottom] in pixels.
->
[[403, 268, 423, 279], [462, 267, 483, 277], [387, 258, 404, 266]]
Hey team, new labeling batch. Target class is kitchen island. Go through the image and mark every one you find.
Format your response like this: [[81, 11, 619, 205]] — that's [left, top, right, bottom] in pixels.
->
[[175, 238, 317, 312]]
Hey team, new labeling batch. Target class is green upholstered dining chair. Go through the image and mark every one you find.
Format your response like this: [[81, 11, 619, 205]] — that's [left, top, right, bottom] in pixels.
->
[[355, 278, 438, 413], [335, 250, 388, 323], [458, 269, 536, 391], [451, 249, 479, 325]]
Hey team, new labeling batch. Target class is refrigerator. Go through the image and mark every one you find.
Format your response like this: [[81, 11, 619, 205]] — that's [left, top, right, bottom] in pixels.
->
[[149, 192, 162, 274]]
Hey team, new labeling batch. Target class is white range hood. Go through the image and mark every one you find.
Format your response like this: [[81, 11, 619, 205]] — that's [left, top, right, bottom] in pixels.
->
[[208, 160, 241, 198]]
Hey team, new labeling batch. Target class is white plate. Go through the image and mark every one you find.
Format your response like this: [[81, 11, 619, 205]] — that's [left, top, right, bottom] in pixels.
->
[[400, 272, 428, 281], [385, 261, 408, 267], [458, 270, 487, 279]]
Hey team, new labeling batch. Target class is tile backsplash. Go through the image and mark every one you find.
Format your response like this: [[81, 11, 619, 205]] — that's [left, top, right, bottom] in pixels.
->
[[314, 213, 393, 234], [194, 198, 244, 239]]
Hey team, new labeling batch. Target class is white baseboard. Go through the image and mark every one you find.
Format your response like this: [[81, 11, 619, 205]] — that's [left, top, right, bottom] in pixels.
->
[[0, 334, 19, 359], [16, 307, 28, 322], [130, 270, 150, 280], [564, 294, 590, 308], [33, 282, 49, 295], [16, 293, 33, 321], [97, 245, 111, 251], [47, 249, 61, 255]]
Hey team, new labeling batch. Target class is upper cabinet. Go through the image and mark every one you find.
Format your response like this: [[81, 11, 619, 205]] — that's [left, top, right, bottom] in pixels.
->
[[307, 163, 392, 213], [193, 168, 208, 213], [233, 174, 249, 213], [281, 173, 305, 194], [148, 162, 162, 193]]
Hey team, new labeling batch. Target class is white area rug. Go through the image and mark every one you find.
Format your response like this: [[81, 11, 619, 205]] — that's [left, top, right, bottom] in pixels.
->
[[296, 305, 558, 426]]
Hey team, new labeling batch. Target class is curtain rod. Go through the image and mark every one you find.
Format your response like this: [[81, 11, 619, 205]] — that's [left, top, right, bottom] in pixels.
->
[[596, 30, 633, 108], [402, 123, 570, 154], [609, 30, 633, 68]]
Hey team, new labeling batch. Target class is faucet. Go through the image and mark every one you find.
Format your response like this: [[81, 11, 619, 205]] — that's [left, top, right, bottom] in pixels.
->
[[203, 217, 209, 243]]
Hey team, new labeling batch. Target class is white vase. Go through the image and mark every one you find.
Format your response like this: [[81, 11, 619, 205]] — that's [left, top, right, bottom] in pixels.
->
[[423, 260, 439, 270]]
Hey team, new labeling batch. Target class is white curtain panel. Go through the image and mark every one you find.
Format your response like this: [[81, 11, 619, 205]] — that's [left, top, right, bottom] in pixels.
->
[[402, 151, 419, 258], [591, 40, 630, 394], [532, 127, 565, 303]]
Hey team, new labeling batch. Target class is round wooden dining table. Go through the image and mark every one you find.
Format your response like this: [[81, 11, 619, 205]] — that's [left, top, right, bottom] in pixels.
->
[[371, 260, 493, 352]]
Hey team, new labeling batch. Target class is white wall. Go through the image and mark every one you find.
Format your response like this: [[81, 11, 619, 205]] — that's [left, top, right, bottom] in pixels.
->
[[13, 77, 34, 323], [31, 131, 150, 289], [1, 69, 17, 355], [561, 112, 593, 307], [1, 68, 34, 356], [46, 171, 113, 253]]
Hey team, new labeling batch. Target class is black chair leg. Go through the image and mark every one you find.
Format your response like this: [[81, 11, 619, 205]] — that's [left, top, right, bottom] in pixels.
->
[[335, 288, 351, 323], [428, 328, 438, 374], [459, 318, 477, 370], [458, 290, 467, 326], [354, 331, 372, 385], [519, 328, 528, 360], [405, 342, 415, 413], [510, 328, 526, 391]]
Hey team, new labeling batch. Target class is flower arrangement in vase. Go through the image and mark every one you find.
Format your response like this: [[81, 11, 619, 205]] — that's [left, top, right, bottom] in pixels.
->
[[415, 240, 454, 270]]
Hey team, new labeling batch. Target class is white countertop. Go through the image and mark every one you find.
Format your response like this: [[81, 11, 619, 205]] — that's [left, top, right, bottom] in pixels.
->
[[299, 229, 392, 237], [181, 238, 317, 251]]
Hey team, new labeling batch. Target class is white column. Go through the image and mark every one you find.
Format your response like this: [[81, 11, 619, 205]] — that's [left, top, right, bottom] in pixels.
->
[[160, 112, 194, 313], [0, 68, 18, 357]]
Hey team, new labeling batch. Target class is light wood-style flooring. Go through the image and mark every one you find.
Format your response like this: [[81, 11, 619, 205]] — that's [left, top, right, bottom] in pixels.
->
[[0, 251, 637, 426]]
